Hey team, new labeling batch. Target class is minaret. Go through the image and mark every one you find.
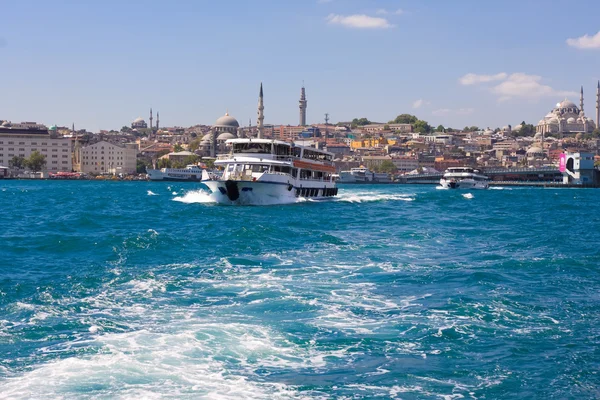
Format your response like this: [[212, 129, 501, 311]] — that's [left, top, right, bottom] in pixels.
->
[[156, 112, 159, 130], [257, 83, 264, 139], [149, 108, 153, 130], [580, 86, 584, 113], [299, 85, 307, 126]]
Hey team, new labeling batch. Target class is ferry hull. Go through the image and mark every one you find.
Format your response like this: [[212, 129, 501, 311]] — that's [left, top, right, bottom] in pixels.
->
[[203, 180, 337, 205], [439, 179, 489, 190]]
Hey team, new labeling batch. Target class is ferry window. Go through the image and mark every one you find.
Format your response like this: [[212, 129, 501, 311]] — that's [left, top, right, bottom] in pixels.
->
[[292, 147, 302, 158], [281, 166, 291, 174], [292, 168, 298, 178], [233, 142, 271, 154], [274, 144, 290, 156]]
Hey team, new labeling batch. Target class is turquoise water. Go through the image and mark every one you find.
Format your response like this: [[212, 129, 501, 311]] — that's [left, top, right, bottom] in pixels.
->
[[1, 181, 599, 399]]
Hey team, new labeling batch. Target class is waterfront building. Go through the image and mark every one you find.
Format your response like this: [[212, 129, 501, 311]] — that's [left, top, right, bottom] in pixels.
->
[[562, 152, 596, 184], [0, 122, 73, 173], [362, 123, 412, 134], [299, 86, 307, 126], [391, 156, 419, 173], [79, 140, 138, 175], [131, 117, 148, 130], [536, 87, 597, 135], [276, 125, 306, 142]]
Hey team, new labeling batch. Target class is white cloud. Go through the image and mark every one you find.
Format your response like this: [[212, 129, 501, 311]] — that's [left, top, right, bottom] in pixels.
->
[[566, 31, 600, 49], [432, 108, 474, 116], [460, 72, 577, 101], [412, 99, 429, 109], [375, 8, 404, 15], [490, 73, 577, 100], [326, 14, 394, 29], [459, 73, 507, 85]]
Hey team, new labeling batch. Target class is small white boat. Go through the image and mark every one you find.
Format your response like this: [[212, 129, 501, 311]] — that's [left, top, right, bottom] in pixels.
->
[[201, 138, 338, 205], [147, 164, 204, 181], [440, 167, 489, 189]]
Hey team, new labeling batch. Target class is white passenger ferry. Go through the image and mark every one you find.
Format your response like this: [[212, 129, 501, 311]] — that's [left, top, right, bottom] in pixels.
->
[[439, 167, 489, 189], [147, 164, 204, 182], [201, 138, 338, 204]]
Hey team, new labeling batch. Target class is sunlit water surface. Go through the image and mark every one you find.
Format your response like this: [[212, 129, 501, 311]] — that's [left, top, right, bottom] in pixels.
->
[[1, 181, 599, 399]]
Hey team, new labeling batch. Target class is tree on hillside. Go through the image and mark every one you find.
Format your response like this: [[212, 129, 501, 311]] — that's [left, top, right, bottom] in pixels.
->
[[390, 114, 418, 124], [173, 144, 184, 152], [157, 158, 171, 169], [8, 156, 26, 170], [136, 159, 150, 174], [513, 122, 536, 137], [351, 118, 371, 127], [188, 139, 202, 152], [463, 126, 479, 132], [26, 151, 46, 172], [377, 160, 397, 174], [414, 120, 432, 134], [436, 125, 445, 132], [121, 126, 132, 133]]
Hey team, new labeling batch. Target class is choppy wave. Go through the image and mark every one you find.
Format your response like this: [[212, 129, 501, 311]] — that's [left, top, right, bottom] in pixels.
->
[[2, 181, 600, 399]]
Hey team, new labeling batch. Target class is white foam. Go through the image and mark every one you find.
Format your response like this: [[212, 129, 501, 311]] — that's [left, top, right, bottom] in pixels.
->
[[147, 190, 158, 196], [172, 189, 217, 204], [335, 192, 415, 203], [462, 193, 474, 199]]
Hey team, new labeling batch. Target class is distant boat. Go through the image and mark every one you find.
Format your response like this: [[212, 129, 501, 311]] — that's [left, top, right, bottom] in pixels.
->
[[439, 167, 489, 189], [338, 167, 391, 183], [147, 165, 205, 182]]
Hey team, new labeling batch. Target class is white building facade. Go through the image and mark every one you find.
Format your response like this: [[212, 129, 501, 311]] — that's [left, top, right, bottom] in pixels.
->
[[0, 124, 72, 173], [79, 140, 138, 174]]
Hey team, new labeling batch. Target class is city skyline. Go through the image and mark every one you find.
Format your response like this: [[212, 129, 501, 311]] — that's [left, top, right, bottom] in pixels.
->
[[1, 0, 600, 132]]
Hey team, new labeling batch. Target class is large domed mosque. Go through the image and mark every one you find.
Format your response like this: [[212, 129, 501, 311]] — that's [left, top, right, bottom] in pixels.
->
[[536, 85, 597, 135]]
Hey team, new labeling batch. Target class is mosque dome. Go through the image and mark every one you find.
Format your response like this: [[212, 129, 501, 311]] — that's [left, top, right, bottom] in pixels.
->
[[513, 124, 523, 131], [567, 117, 576, 123], [49, 125, 57, 131], [527, 146, 544, 154], [133, 117, 145, 123], [214, 113, 239, 128], [1, 121, 11, 127], [558, 99, 576, 108], [533, 132, 542, 140], [217, 132, 236, 141], [502, 125, 509, 131], [483, 129, 494, 135], [202, 133, 212, 141]]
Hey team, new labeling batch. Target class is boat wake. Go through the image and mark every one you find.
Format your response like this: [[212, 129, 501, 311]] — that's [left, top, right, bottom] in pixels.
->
[[462, 193, 474, 199], [147, 190, 158, 196], [335, 192, 415, 203], [172, 189, 217, 204]]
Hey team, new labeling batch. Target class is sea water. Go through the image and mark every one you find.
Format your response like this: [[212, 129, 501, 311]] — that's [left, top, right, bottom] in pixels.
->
[[1, 181, 599, 399]]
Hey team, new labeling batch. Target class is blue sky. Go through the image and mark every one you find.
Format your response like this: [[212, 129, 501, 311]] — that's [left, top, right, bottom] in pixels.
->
[[1, 0, 600, 132]]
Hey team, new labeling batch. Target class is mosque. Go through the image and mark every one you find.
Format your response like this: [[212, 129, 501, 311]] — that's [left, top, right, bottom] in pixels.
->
[[536, 83, 598, 135], [199, 83, 266, 156]]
